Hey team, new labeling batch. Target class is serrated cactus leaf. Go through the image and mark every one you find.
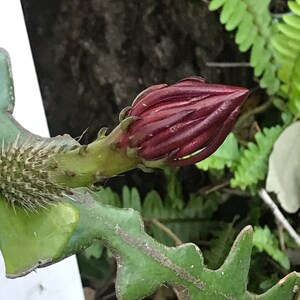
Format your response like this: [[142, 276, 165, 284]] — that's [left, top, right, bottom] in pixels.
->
[[0, 48, 78, 148], [0, 48, 28, 143], [0, 48, 14, 112], [256, 272, 300, 299], [0, 198, 79, 277], [214, 226, 252, 296], [59, 193, 300, 300], [0, 48, 81, 277]]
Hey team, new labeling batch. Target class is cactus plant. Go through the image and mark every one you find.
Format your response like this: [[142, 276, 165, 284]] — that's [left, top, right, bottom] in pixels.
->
[[1, 48, 300, 299]]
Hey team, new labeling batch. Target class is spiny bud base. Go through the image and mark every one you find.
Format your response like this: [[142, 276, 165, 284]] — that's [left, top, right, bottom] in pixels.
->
[[0, 139, 67, 212]]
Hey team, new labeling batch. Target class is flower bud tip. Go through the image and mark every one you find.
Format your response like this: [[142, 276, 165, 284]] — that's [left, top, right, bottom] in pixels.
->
[[117, 77, 248, 168]]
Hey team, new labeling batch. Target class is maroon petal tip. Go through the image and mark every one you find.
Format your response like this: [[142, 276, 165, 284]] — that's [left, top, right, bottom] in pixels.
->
[[118, 76, 249, 168]]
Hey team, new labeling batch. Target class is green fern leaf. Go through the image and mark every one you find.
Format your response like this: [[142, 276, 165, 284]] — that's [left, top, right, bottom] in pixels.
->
[[235, 14, 253, 44], [273, 1, 300, 115], [273, 35, 297, 59], [220, 0, 238, 24], [289, 1, 300, 15], [278, 23, 300, 41], [250, 36, 266, 76], [260, 65, 280, 94], [253, 226, 290, 270], [209, 0, 279, 95], [94, 187, 121, 207], [142, 190, 223, 244], [239, 28, 258, 52], [282, 14, 300, 29], [225, 3, 244, 31], [231, 126, 283, 190], [97, 186, 224, 245], [204, 222, 236, 270], [142, 190, 165, 218], [122, 186, 142, 212], [196, 133, 241, 171], [209, 0, 226, 11]]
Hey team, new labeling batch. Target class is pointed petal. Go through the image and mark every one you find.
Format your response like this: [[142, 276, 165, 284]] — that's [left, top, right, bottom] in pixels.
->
[[132, 84, 168, 106], [170, 108, 240, 166], [129, 110, 195, 146]]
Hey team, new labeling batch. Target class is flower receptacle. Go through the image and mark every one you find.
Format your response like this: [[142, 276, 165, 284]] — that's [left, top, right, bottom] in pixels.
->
[[50, 126, 140, 188]]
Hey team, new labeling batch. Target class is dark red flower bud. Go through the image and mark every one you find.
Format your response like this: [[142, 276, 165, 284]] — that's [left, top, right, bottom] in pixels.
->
[[118, 77, 248, 167]]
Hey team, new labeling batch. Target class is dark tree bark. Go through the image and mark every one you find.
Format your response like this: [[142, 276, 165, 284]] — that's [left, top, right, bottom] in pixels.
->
[[22, 0, 251, 141]]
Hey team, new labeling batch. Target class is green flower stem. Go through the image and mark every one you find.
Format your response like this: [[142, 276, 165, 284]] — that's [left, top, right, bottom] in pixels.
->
[[50, 126, 140, 187]]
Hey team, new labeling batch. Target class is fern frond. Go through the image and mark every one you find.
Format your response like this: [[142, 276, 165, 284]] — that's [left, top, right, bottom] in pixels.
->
[[231, 125, 283, 190], [95, 187, 223, 244], [209, 0, 280, 94], [196, 133, 241, 171], [203, 222, 236, 270], [273, 1, 300, 115], [122, 186, 142, 212], [144, 190, 223, 244], [253, 226, 290, 270]]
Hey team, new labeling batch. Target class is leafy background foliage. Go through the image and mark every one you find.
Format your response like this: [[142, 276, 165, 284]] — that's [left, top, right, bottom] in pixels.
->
[[272, 0, 300, 114], [209, 0, 279, 95], [196, 133, 241, 171], [253, 226, 290, 270], [2, 0, 300, 299], [231, 126, 283, 191], [72, 1, 300, 298]]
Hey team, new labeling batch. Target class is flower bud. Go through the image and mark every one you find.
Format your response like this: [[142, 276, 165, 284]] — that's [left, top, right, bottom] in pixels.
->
[[50, 77, 248, 190], [118, 77, 248, 166]]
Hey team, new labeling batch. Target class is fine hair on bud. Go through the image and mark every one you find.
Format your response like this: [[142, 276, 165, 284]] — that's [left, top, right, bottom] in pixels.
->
[[0, 138, 67, 212]]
